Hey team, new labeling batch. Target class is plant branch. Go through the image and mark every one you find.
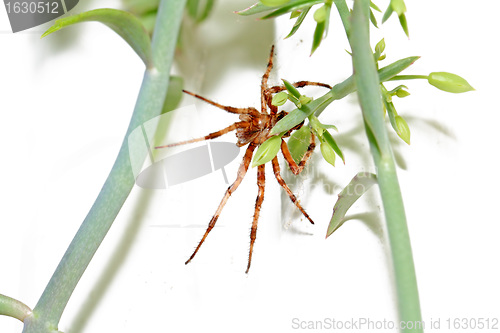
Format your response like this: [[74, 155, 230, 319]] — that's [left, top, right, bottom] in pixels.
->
[[23, 1, 186, 332], [0, 294, 32, 322], [349, 0, 422, 331]]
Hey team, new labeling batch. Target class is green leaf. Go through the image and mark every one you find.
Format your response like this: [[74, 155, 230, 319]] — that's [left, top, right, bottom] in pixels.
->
[[398, 12, 409, 37], [260, 0, 290, 6], [323, 130, 345, 163], [378, 56, 420, 81], [162, 76, 184, 113], [235, 2, 272, 16], [236, 0, 321, 18], [252, 135, 282, 167], [282, 79, 302, 99], [287, 125, 312, 163], [187, 0, 215, 22], [261, 0, 323, 19], [428, 72, 475, 93], [370, 1, 381, 12], [326, 172, 378, 238], [285, 7, 311, 38], [41, 8, 153, 68], [381, 4, 393, 23], [320, 141, 336, 166], [369, 9, 378, 28], [311, 20, 325, 55], [122, 0, 160, 16]]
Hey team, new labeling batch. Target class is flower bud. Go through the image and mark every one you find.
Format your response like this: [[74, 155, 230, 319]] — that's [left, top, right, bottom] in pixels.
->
[[428, 72, 474, 93], [375, 38, 385, 56], [395, 115, 410, 145], [396, 88, 410, 98], [320, 141, 336, 167], [314, 6, 327, 23], [252, 135, 282, 167], [272, 91, 288, 106], [299, 95, 312, 106], [391, 0, 406, 16], [290, 10, 301, 19]]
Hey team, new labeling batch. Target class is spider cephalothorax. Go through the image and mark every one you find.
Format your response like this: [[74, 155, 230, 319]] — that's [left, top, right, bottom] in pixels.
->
[[156, 46, 331, 272]]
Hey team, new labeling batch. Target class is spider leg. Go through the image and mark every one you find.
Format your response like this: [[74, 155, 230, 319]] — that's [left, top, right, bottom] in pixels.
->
[[271, 156, 314, 224], [155, 121, 249, 148], [280, 135, 315, 175], [185, 143, 256, 265], [265, 80, 332, 95], [261, 45, 275, 113], [246, 163, 265, 273], [183, 90, 260, 117]]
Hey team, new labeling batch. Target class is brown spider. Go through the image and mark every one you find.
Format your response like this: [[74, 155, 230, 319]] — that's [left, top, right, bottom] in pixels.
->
[[156, 46, 331, 273]]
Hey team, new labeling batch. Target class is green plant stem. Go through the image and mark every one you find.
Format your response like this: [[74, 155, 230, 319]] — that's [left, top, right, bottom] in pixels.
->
[[0, 294, 32, 322], [23, 1, 186, 332], [349, 0, 422, 331], [333, 0, 350, 35], [390, 74, 429, 81]]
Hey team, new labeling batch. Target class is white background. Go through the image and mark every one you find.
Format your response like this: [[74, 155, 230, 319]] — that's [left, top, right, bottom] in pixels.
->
[[1, 0, 499, 332]]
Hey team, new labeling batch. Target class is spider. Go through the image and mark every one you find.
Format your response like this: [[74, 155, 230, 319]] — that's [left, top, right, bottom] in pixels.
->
[[156, 46, 331, 273]]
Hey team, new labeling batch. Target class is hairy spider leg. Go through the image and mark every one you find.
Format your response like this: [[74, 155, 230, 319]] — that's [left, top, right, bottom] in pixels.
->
[[246, 163, 266, 273], [155, 121, 249, 148], [271, 156, 314, 225], [280, 134, 316, 175], [182, 89, 260, 117], [261, 45, 275, 114], [185, 143, 256, 265]]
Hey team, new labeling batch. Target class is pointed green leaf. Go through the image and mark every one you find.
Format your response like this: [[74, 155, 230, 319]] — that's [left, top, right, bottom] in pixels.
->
[[235, 2, 272, 16], [311, 20, 325, 55], [370, 1, 381, 12], [260, 0, 323, 19], [428, 72, 475, 93], [123, 0, 160, 16], [286, 7, 311, 38], [323, 130, 345, 163], [187, 0, 215, 22], [398, 12, 409, 37], [252, 135, 282, 167], [381, 4, 393, 23], [378, 56, 420, 81], [326, 172, 378, 238], [162, 76, 184, 113], [282, 79, 302, 99], [261, 0, 290, 6], [369, 9, 378, 28], [288, 125, 312, 163], [42, 8, 153, 68], [290, 10, 301, 18]]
